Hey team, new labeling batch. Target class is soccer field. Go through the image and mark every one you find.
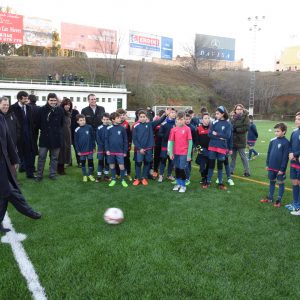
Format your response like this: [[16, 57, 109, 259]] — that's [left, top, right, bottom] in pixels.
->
[[2, 120, 300, 299]]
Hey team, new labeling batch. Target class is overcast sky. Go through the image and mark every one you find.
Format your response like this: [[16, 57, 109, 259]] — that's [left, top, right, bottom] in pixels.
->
[[2, 0, 300, 70]]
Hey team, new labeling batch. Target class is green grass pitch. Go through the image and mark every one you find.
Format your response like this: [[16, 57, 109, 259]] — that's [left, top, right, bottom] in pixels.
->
[[1, 120, 300, 299]]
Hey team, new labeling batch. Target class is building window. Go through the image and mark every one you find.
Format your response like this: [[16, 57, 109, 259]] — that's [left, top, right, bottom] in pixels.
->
[[42, 96, 46, 101], [77, 97, 80, 102], [96, 98, 99, 102], [83, 97, 87, 102], [70, 97, 74, 101], [102, 98, 105, 102], [108, 98, 111, 103], [36, 96, 39, 100]]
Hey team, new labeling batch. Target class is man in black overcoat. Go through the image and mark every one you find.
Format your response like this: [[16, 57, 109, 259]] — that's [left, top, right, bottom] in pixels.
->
[[0, 114, 41, 233]]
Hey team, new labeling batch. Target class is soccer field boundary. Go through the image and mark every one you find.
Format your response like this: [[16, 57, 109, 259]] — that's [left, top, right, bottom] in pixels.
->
[[191, 165, 292, 191], [1, 213, 47, 300]]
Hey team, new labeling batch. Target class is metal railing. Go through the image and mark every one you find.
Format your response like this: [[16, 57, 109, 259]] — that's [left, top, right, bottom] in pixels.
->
[[0, 77, 126, 89]]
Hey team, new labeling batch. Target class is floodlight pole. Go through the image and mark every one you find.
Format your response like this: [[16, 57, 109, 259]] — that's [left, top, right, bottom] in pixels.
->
[[248, 16, 265, 116], [120, 65, 126, 87]]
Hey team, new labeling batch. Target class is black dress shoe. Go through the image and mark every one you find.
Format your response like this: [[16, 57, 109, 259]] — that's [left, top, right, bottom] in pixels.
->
[[0, 224, 11, 233], [29, 211, 42, 219]]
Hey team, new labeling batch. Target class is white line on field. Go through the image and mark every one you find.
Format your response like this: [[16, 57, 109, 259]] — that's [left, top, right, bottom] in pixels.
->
[[1, 213, 47, 300]]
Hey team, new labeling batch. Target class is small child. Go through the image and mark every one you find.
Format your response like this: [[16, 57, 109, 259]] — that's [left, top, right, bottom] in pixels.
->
[[157, 108, 176, 182], [74, 114, 96, 182], [184, 113, 197, 185], [105, 112, 128, 187], [247, 115, 259, 160], [260, 123, 289, 207], [203, 106, 231, 190], [195, 112, 210, 184], [286, 112, 300, 214], [132, 109, 168, 186], [116, 108, 132, 181], [168, 112, 193, 193], [96, 113, 110, 182]]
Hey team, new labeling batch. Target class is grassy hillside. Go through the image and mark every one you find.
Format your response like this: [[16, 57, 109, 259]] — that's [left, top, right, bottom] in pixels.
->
[[1, 56, 300, 112]]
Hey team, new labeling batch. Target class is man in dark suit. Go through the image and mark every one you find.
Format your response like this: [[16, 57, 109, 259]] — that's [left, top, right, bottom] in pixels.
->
[[81, 93, 105, 132], [9, 91, 38, 179], [0, 114, 41, 233]]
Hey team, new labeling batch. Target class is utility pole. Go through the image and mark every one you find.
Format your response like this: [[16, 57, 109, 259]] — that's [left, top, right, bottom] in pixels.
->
[[248, 16, 265, 116]]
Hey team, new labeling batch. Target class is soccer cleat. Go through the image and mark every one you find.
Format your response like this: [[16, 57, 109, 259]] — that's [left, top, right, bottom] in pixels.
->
[[291, 209, 300, 216], [253, 153, 260, 160], [126, 175, 133, 181], [121, 180, 128, 188], [260, 198, 272, 203], [141, 178, 148, 186], [157, 175, 163, 183], [216, 178, 219, 184], [218, 184, 227, 190], [179, 186, 187, 193], [227, 179, 235, 186], [273, 201, 281, 208], [95, 176, 102, 182], [167, 175, 175, 181], [83, 176, 88, 182], [285, 203, 296, 211], [133, 179, 140, 186], [152, 171, 158, 178], [109, 180, 117, 187], [173, 185, 180, 191], [171, 180, 177, 185], [243, 172, 251, 177], [200, 177, 207, 184], [202, 183, 211, 189], [185, 180, 191, 186], [88, 175, 96, 182]]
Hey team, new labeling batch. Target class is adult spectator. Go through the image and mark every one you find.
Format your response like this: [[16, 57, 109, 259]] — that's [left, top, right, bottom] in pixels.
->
[[230, 104, 251, 177], [79, 76, 84, 85], [28, 94, 41, 147], [81, 93, 105, 131], [9, 91, 38, 179], [61, 74, 66, 85], [47, 74, 53, 84], [0, 114, 41, 233], [36, 93, 64, 181], [55, 73, 60, 84], [73, 74, 78, 84], [68, 73, 73, 85], [70, 105, 80, 167], [146, 106, 155, 121], [57, 98, 72, 175]]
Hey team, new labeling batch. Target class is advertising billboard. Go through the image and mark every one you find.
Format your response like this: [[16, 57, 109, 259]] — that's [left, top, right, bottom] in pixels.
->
[[61, 22, 117, 54], [0, 12, 23, 44], [195, 34, 235, 61], [129, 30, 173, 60], [23, 17, 53, 47]]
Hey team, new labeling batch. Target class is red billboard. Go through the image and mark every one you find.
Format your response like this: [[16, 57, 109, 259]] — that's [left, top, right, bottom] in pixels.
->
[[61, 22, 117, 54], [0, 12, 23, 44]]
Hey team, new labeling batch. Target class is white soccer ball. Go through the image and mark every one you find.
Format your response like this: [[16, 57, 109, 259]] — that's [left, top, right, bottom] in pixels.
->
[[104, 208, 124, 225]]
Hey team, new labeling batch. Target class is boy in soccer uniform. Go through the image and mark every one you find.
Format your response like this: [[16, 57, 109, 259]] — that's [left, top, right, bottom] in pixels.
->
[[105, 112, 128, 187], [96, 113, 110, 182], [203, 106, 231, 190], [116, 108, 132, 181], [260, 123, 289, 207], [74, 114, 96, 182], [132, 109, 168, 186], [157, 108, 176, 182], [168, 112, 193, 193], [184, 113, 197, 185], [195, 112, 210, 184], [287, 112, 300, 214], [153, 110, 165, 178], [247, 115, 259, 160]]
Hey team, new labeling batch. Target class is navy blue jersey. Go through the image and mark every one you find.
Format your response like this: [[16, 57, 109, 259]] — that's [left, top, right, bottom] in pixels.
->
[[266, 136, 289, 172], [74, 124, 95, 154], [105, 124, 128, 155], [132, 115, 166, 150], [96, 124, 108, 154], [247, 122, 258, 141], [289, 128, 300, 169], [208, 119, 232, 154], [186, 123, 197, 146], [158, 118, 176, 149]]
